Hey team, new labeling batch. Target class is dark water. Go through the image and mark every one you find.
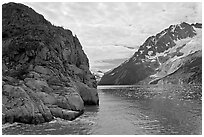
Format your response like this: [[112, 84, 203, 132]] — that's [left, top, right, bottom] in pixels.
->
[[2, 85, 202, 135]]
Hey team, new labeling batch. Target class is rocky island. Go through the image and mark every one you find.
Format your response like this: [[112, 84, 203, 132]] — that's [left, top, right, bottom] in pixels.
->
[[2, 2, 99, 124]]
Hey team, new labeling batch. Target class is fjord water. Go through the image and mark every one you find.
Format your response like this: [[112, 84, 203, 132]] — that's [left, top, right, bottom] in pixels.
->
[[2, 85, 202, 135]]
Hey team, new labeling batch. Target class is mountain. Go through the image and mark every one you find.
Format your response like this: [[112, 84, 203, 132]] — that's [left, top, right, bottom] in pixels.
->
[[99, 22, 202, 85], [92, 70, 104, 82], [2, 2, 99, 124]]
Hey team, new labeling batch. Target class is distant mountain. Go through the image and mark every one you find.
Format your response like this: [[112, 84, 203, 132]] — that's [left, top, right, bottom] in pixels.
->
[[99, 22, 202, 85], [92, 70, 104, 83]]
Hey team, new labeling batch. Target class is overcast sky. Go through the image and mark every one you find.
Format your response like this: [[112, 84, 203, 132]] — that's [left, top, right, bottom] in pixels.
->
[[23, 2, 202, 73]]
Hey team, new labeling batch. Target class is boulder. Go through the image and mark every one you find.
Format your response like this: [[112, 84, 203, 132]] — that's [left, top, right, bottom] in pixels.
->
[[75, 82, 99, 105], [56, 95, 71, 110], [2, 79, 85, 124], [2, 84, 53, 124], [55, 93, 84, 111], [49, 107, 63, 118], [62, 110, 82, 120], [49, 106, 83, 120], [64, 92, 84, 111]]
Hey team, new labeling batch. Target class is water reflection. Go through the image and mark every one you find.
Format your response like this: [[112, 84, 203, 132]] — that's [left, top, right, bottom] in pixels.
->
[[84, 105, 99, 113]]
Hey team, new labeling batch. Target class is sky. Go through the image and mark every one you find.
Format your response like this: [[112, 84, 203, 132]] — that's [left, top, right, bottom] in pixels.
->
[[22, 2, 202, 73]]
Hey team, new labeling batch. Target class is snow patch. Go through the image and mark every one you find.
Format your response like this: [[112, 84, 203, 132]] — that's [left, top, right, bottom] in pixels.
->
[[167, 59, 183, 74], [179, 28, 202, 56], [170, 55, 181, 62], [192, 26, 197, 33], [155, 52, 165, 57], [159, 31, 167, 38], [146, 45, 151, 49], [148, 55, 155, 60], [149, 74, 158, 78], [165, 42, 170, 47], [141, 59, 145, 63], [170, 25, 176, 32], [110, 72, 115, 76], [140, 50, 143, 54], [148, 51, 153, 56], [177, 24, 181, 29], [150, 59, 156, 62]]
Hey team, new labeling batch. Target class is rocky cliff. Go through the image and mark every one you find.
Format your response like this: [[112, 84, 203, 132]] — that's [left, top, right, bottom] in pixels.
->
[[99, 22, 202, 85], [2, 2, 99, 124]]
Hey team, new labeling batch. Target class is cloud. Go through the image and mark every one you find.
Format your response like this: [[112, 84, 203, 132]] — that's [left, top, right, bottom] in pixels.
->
[[91, 58, 130, 73], [113, 44, 135, 50], [24, 2, 202, 72], [83, 45, 135, 64]]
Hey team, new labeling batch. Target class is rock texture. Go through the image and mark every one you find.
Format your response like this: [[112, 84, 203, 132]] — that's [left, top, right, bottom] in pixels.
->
[[99, 22, 202, 85], [2, 2, 99, 124]]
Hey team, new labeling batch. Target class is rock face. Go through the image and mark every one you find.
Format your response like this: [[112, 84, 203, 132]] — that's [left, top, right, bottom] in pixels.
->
[[2, 2, 99, 124], [99, 22, 202, 85]]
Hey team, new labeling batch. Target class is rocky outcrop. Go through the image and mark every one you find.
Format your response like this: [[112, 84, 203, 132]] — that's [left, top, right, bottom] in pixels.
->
[[2, 2, 98, 124], [2, 81, 53, 124], [99, 22, 202, 85], [74, 82, 99, 105]]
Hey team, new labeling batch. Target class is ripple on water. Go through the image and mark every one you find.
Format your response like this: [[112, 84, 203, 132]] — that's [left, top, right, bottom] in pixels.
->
[[2, 122, 19, 129], [3, 85, 202, 135]]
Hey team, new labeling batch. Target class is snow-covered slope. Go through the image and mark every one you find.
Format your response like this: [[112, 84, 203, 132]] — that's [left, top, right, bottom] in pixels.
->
[[99, 22, 202, 85], [149, 27, 201, 79]]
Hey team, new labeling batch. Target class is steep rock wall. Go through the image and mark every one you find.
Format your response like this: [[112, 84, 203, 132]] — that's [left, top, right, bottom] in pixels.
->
[[2, 2, 99, 124]]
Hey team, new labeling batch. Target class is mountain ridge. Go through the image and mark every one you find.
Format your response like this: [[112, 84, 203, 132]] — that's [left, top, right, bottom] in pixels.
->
[[99, 22, 202, 85]]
